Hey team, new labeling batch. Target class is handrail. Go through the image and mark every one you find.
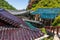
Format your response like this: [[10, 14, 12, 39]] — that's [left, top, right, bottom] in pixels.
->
[[45, 26, 60, 35]]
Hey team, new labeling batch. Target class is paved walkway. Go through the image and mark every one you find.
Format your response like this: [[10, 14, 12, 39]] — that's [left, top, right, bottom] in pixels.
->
[[35, 31, 60, 40], [53, 31, 60, 40], [35, 35, 49, 40], [53, 34, 60, 40]]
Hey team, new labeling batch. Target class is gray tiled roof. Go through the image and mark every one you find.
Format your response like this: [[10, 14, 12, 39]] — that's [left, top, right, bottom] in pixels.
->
[[7, 10, 30, 15]]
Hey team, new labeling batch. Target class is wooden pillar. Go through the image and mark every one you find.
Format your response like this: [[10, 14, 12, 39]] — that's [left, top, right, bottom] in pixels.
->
[[57, 27, 59, 35], [35, 14, 40, 21], [53, 27, 55, 34], [50, 19, 52, 26]]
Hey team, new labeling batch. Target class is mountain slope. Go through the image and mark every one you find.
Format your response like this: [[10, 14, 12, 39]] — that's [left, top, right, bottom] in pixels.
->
[[27, 0, 60, 10], [0, 0, 16, 10]]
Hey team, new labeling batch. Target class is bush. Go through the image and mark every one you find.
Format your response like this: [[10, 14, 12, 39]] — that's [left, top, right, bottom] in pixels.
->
[[41, 28, 47, 34], [52, 15, 60, 26]]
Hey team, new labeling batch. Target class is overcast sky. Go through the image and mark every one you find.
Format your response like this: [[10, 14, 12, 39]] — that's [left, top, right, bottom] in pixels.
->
[[6, 0, 29, 10]]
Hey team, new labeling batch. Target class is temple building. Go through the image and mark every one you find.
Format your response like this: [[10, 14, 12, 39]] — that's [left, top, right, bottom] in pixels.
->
[[0, 8, 44, 40], [31, 8, 60, 26]]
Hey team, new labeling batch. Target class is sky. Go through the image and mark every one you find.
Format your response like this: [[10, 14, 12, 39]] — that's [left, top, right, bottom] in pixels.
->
[[5, 0, 29, 10]]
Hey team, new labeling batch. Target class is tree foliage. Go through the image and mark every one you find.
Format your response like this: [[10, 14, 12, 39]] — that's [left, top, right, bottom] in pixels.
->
[[28, 0, 60, 10], [52, 15, 60, 26], [0, 0, 16, 10]]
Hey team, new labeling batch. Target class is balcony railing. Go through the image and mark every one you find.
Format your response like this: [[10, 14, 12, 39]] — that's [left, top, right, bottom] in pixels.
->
[[45, 26, 60, 35]]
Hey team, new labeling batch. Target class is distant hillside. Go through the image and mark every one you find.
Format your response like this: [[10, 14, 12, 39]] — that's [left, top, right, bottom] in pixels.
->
[[27, 0, 60, 10], [0, 0, 16, 10]]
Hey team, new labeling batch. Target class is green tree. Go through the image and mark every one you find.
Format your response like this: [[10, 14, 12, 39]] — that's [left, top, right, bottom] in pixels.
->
[[28, 0, 60, 10], [52, 15, 60, 26], [0, 0, 16, 10]]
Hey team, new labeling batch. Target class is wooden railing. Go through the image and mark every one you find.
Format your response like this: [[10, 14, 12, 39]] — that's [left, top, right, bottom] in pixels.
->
[[45, 26, 60, 35]]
